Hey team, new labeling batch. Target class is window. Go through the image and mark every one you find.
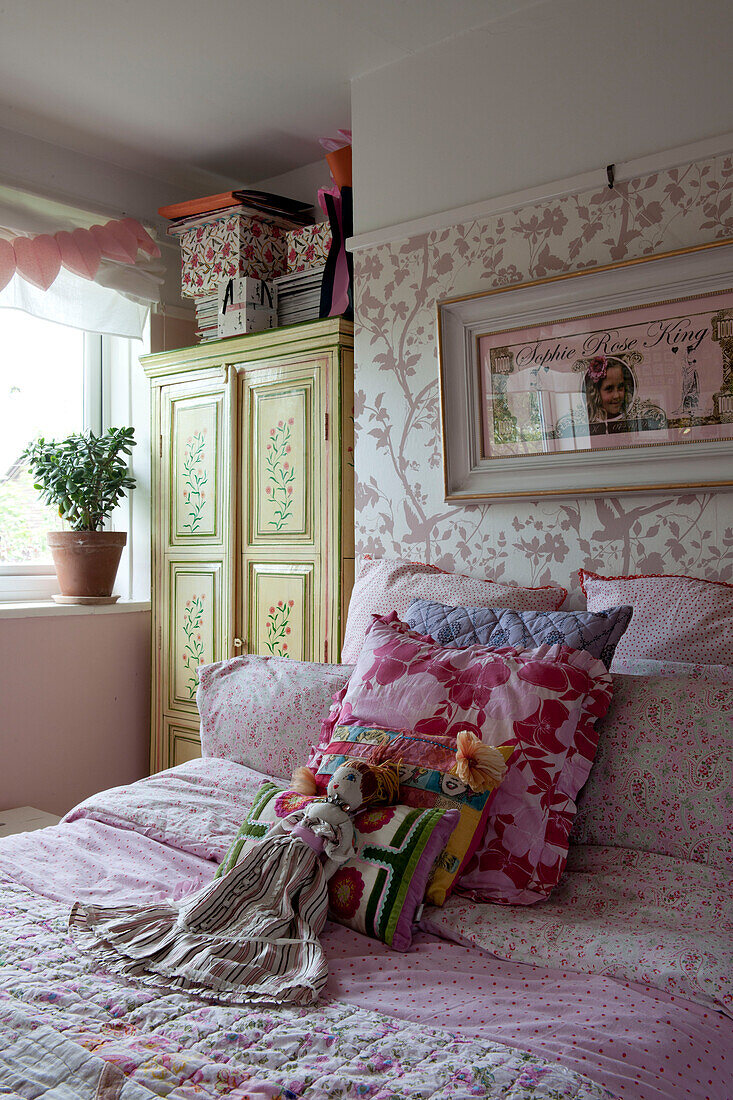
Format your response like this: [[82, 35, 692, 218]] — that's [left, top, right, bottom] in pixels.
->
[[0, 310, 149, 603]]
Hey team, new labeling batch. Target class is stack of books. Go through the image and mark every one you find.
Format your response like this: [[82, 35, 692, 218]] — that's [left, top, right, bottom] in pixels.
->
[[274, 266, 325, 326], [193, 294, 219, 342]]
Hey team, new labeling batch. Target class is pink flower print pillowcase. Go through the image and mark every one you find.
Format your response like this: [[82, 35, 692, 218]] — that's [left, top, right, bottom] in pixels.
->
[[580, 568, 733, 666], [198, 655, 352, 780], [327, 614, 613, 904], [340, 556, 568, 663], [570, 672, 733, 872]]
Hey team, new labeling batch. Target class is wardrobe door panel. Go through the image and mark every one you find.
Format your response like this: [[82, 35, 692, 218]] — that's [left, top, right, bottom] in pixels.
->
[[241, 359, 326, 551], [243, 560, 317, 662], [255, 387, 309, 537], [163, 385, 231, 550], [164, 718, 202, 766], [166, 560, 225, 714]]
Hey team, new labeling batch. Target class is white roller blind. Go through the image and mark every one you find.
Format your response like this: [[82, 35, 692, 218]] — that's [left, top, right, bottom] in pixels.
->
[[0, 183, 163, 338]]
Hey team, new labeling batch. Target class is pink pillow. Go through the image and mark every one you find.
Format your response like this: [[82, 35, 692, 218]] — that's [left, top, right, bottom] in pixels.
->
[[580, 569, 733, 666], [571, 673, 732, 871], [319, 614, 612, 904], [341, 557, 567, 663], [197, 656, 352, 779]]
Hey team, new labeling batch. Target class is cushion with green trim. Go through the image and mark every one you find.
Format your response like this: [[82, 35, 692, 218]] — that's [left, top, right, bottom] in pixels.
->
[[313, 724, 509, 906], [216, 781, 458, 951]]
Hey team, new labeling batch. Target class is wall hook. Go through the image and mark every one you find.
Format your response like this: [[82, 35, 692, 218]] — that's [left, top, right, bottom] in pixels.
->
[[606, 164, 616, 190]]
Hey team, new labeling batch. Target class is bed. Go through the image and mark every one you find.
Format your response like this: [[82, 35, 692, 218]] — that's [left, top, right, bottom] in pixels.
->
[[0, 560, 730, 1100]]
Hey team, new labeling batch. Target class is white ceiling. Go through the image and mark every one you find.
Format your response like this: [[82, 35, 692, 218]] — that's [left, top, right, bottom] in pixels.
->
[[0, 0, 550, 193]]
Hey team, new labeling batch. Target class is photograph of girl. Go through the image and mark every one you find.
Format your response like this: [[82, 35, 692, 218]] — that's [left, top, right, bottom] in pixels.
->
[[583, 354, 666, 436]]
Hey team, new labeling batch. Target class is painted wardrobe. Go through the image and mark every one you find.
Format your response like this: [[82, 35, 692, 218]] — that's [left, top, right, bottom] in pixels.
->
[[142, 318, 354, 771]]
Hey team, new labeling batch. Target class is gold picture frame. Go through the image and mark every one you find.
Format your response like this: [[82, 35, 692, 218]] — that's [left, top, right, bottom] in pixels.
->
[[438, 240, 733, 500]]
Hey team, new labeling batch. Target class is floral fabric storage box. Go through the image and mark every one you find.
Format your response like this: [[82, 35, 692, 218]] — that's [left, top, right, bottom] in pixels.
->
[[172, 213, 288, 297], [285, 222, 332, 273]]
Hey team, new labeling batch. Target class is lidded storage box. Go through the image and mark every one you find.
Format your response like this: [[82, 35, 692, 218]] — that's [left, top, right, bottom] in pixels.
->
[[172, 213, 288, 297], [285, 222, 332, 274], [217, 276, 278, 339]]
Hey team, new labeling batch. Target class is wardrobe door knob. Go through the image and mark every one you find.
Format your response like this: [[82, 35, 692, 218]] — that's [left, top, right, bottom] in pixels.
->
[[233, 637, 244, 650]]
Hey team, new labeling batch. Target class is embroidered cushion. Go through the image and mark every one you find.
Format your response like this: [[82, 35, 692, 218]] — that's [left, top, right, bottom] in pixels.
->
[[571, 673, 733, 871], [217, 780, 458, 951], [319, 614, 613, 904], [312, 724, 508, 906], [406, 600, 633, 669], [580, 569, 733, 667], [198, 656, 352, 779], [341, 556, 568, 663]]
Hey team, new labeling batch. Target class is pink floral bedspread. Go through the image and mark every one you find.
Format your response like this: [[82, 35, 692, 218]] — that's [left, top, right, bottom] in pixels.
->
[[424, 844, 733, 1015], [0, 876, 614, 1100], [0, 758, 731, 1099]]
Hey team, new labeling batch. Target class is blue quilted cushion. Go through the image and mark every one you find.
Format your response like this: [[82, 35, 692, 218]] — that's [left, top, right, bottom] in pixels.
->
[[405, 600, 633, 669]]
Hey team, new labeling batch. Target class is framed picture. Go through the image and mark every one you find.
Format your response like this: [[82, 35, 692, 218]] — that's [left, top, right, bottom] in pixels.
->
[[438, 241, 733, 500]]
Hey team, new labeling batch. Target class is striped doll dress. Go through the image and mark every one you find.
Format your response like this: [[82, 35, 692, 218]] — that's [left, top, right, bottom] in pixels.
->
[[69, 815, 345, 1006]]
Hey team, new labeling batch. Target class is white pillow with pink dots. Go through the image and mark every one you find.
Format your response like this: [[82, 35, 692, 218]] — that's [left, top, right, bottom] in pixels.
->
[[341, 556, 567, 664], [580, 568, 733, 667]]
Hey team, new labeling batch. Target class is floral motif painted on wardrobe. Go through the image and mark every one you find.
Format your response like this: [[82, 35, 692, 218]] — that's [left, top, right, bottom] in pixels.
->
[[265, 418, 296, 531], [353, 154, 733, 605], [181, 430, 208, 534], [181, 594, 206, 699]]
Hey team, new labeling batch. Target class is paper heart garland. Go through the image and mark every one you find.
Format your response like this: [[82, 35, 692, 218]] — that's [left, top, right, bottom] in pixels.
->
[[90, 222, 136, 264], [120, 217, 160, 258], [5, 217, 157, 291], [111, 220, 143, 262], [56, 229, 102, 280], [0, 238, 15, 291], [13, 234, 62, 290]]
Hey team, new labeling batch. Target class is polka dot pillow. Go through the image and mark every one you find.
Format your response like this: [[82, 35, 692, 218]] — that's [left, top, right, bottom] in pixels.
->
[[580, 569, 733, 667], [341, 556, 568, 663]]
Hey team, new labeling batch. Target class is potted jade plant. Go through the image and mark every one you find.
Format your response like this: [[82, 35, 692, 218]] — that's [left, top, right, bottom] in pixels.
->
[[22, 426, 136, 603]]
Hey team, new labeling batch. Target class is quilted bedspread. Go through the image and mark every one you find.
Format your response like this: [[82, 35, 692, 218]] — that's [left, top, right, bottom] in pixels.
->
[[2, 757, 730, 1099], [0, 876, 618, 1100]]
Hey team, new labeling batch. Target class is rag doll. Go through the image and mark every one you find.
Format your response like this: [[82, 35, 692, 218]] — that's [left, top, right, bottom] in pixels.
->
[[69, 758, 400, 1007]]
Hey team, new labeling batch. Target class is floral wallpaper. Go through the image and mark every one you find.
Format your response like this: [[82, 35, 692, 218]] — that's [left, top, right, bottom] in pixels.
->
[[353, 153, 733, 606]]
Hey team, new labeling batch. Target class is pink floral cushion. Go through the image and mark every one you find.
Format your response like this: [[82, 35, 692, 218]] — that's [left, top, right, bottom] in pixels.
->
[[197, 655, 352, 780], [318, 614, 613, 904], [570, 673, 733, 871], [580, 569, 733, 666], [341, 557, 567, 663]]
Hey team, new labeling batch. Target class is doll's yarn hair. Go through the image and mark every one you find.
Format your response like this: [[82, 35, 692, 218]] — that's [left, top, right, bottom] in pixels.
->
[[346, 757, 400, 807]]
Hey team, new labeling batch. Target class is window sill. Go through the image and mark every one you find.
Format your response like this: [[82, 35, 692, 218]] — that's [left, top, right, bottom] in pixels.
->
[[0, 600, 151, 620]]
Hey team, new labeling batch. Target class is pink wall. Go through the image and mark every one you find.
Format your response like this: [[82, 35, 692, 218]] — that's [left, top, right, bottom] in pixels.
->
[[0, 610, 150, 816], [353, 152, 733, 606], [150, 309, 196, 353]]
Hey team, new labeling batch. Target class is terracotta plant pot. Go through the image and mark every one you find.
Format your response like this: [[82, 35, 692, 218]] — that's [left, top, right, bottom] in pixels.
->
[[47, 531, 127, 599]]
